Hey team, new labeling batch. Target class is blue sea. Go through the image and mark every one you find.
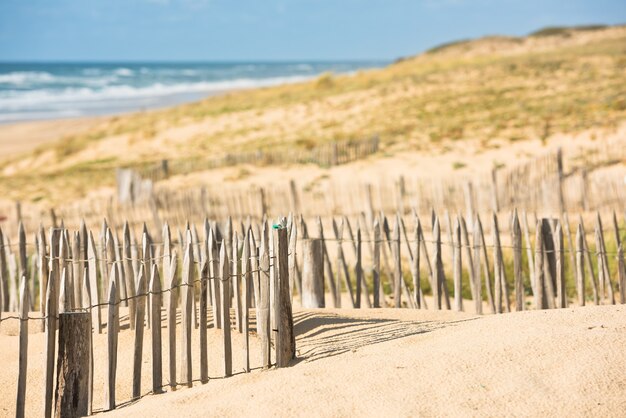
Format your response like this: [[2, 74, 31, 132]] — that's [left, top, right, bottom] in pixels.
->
[[0, 61, 387, 124]]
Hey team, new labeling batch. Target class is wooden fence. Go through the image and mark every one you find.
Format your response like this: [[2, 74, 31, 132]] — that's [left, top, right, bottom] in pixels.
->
[[2, 136, 625, 237], [2, 207, 626, 414], [136, 135, 380, 182], [1, 218, 294, 417]]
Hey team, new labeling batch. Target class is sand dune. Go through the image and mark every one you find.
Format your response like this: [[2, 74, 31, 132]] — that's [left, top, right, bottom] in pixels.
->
[[102, 305, 625, 417], [0, 304, 624, 417]]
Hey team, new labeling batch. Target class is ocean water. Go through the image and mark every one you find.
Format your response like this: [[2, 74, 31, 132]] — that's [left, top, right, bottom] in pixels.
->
[[0, 61, 386, 124]]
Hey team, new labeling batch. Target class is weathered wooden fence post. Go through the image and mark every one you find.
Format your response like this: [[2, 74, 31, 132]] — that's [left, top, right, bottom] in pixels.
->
[[317, 217, 338, 307], [476, 215, 495, 313], [392, 218, 402, 308], [220, 241, 233, 377], [167, 253, 178, 391], [595, 213, 614, 304], [534, 222, 546, 310], [105, 275, 118, 411], [459, 216, 476, 308], [288, 219, 301, 302], [209, 228, 221, 329], [540, 219, 557, 309], [512, 210, 523, 311], [373, 218, 381, 308], [80, 271, 93, 415], [180, 240, 193, 387], [16, 276, 29, 418], [575, 224, 586, 306], [555, 223, 566, 308], [411, 217, 421, 309], [259, 221, 271, 368], [579, 217, 599, 305], [87, 231, 101, 334], [453, 217, 462, 312], [150, 266, 163, 393], [493, 213, 503, 314], [521, 211, 536, 300], [123, 223, 136, 330], [618, 244, 626, 304], [355, 227, 362, 308], [333, 219, 354, 308], [242, 227, 251, 372], [44, 270, 57, 418], [302, 239, 324, 308], [276, 224, 295, 367], [38, 226, 48, 331], [132, 265, 146, 400], [54, 312, 90, 418], [199, 257, 208, 384]]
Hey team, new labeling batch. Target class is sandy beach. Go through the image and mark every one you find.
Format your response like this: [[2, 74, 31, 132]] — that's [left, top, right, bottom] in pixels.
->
[[0, 304, 624, 417]]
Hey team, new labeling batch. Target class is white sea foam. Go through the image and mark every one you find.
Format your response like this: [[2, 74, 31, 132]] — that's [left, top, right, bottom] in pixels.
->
[[114, 68, 134, 76], [0, 71, 55, 85], [0, 75, 311, 112]]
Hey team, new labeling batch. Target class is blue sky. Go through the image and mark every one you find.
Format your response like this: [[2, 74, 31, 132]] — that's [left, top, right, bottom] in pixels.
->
[[0, 0, 624, 61]]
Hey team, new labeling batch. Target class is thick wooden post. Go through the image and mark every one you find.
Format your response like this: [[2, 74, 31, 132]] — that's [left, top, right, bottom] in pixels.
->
[[54, 312, 90, 418], [302, 239, 324, 308], [16, 277, 29, 418], [276, 225, 295, 367]]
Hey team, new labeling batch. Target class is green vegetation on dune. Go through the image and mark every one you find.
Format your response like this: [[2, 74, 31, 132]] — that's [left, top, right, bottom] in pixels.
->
[[1, 25, 626, 204]]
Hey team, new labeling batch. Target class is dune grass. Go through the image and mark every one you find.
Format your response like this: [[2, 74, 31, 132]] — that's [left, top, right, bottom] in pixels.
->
[[1, 25, 625, 204]]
